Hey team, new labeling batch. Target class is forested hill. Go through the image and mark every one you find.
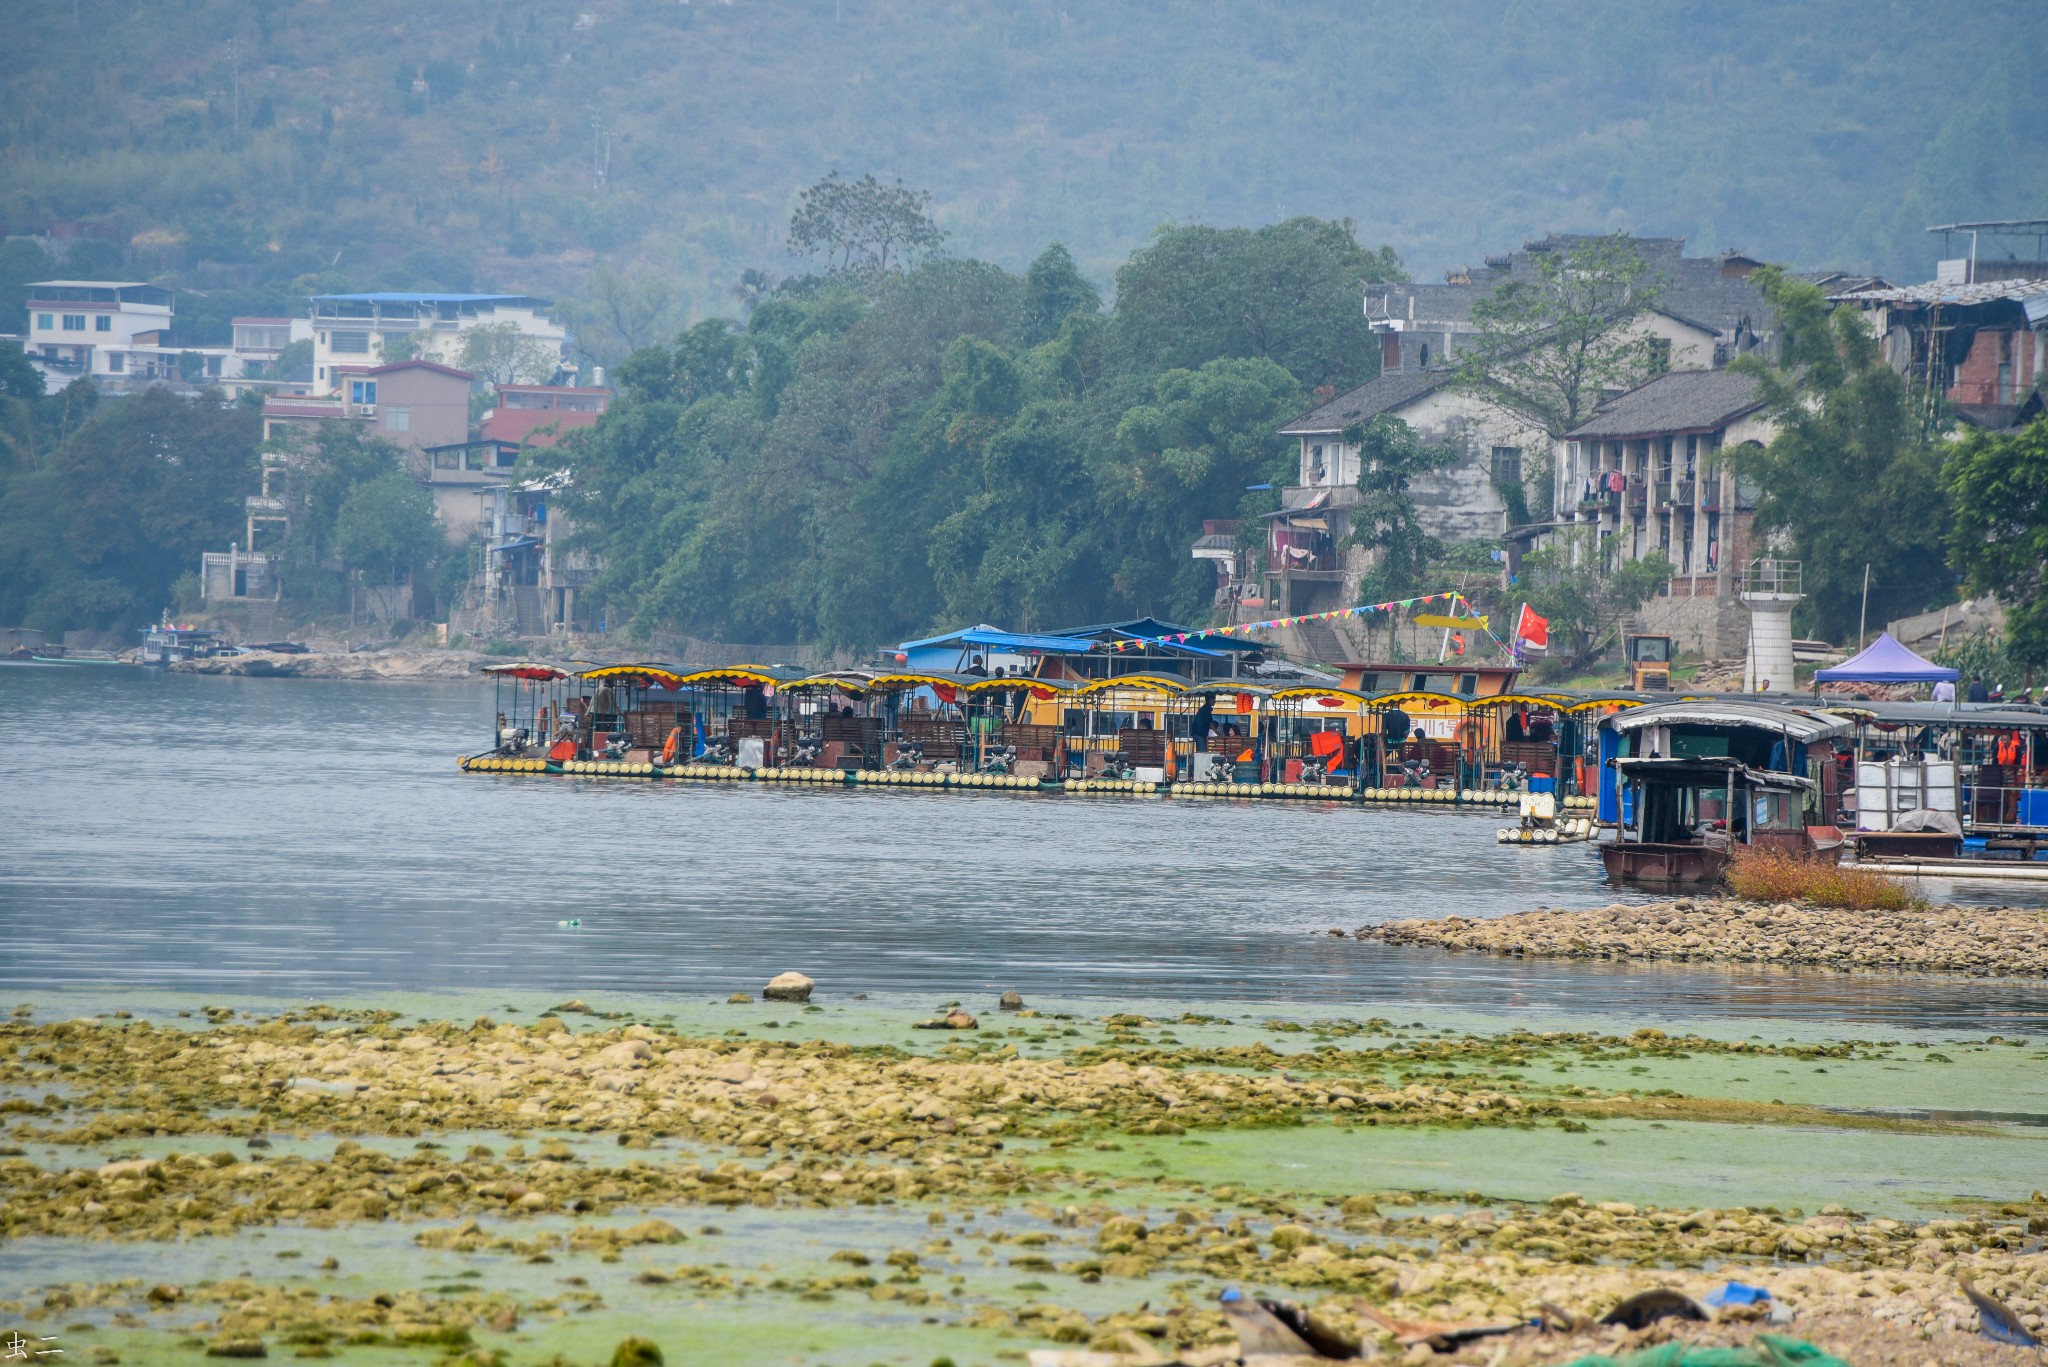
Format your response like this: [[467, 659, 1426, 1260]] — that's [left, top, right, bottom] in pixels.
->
[[5, 0, 2044, 324]]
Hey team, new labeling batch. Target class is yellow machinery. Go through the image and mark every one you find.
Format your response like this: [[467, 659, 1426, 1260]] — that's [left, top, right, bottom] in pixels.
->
[[1625, 633, 1673, 690]]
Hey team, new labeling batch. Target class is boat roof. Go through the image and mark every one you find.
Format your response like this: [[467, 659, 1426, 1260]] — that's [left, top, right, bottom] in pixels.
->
[[1608, 699, 1851, 743], [1823, 699, 2048, 729], [578, 662, 808, 688], [1071, 672, 1192, 698], [480, 661, 580, 681], [896, 625, 1100, 655]]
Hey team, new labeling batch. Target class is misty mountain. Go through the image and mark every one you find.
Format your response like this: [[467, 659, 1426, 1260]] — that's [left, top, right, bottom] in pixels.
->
[[4, 0, 2044, 318]]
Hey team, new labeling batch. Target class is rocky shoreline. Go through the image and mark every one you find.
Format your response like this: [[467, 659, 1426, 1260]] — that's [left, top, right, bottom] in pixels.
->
[[3, 998, 2045, 1363], [1361, 897, 2048, 976], [169, 648, 494, 681]]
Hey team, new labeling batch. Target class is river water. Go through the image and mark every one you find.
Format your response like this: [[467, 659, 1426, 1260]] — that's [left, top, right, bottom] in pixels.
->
[[3, 662, 2044, 1028]]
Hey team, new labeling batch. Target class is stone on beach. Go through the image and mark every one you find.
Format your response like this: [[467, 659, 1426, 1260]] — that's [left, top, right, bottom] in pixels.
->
[[999, 990, 1025, 1010], [763, 971, 815, 1002]]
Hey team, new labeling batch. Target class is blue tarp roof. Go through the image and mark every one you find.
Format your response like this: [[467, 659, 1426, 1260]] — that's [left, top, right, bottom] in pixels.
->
[[899, 617, 1262, 658], [1812, 632, 1958, 684], [897, 625, 1097, 654], [312, 292, 545, 304]]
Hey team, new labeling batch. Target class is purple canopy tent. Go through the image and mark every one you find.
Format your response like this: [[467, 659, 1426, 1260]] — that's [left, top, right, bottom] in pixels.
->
[[1812, 632, 1958, 684]]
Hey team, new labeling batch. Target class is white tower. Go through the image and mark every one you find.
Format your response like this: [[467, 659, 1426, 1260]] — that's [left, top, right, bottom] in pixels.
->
[[1741, 558, 1803, 693]]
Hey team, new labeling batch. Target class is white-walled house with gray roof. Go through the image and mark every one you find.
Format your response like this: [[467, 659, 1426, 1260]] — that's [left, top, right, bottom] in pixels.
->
[[1244, 234, 1819, 659], [1554, 367, 1776, 656], [1270, 368, 1549, 619]]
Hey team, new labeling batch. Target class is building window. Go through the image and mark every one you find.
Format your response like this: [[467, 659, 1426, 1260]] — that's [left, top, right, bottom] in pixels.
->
[[36, 313, 53, 330], [349, 379, 378, 405], [107, 352, 124, 372], [1646, 336, 1671, 376], [95, 315, 112, 332], [1457, 673, 1478, 696], [331, 330, 371, 354], [384, 405, 410, 433], [494, 445, 518, 468], [1489, 446, 1522, 486], [434, 448, 461, 470], [62, 314, 86, 331]]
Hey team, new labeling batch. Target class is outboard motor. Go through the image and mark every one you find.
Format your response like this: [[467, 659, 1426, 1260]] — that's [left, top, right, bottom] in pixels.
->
[[977, 744, 1017, 775], [887, 745, 925, 772], [789, 733, 824, 768]]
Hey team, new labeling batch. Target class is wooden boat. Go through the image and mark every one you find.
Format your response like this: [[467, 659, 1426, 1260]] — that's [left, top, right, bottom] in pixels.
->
[[30, 651, 126, 665], [1599, 701, 1853, 888]]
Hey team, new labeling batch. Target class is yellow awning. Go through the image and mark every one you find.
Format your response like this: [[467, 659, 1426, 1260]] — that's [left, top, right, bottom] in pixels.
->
[[1072, 673, 1190, 698]]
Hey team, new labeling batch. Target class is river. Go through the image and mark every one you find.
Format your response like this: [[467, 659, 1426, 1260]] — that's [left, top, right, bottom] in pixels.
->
[[3, 662, 2043, 1028]]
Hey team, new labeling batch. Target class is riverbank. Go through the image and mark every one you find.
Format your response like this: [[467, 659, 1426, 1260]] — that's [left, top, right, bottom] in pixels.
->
[[4, 994, 2045, 1364], [1361, 898, 2048, 976], [169, 647, 494, 680]]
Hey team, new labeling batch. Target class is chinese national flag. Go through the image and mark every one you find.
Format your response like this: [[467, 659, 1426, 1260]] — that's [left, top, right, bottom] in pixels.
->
[[1515, 604, 1550, 649]]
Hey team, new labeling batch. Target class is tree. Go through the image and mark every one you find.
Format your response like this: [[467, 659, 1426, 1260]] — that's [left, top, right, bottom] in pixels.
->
[[1946, 416, 2048, 666], [564, 264, 682, 366], [379, 330, 433, 363], [1733, 269, 1951, 642], [0, 238, 56, 331], [1022, 243, 1100, 346], [1112, 218, 1402, 391], [1517, 528, 1676, 671], [1453, 232, 1663, 437], [333, 472, 442, 626], [787, 171, 946, 277], [0, 386, 259, 632], [1342, 416, 1461, 603], [458, 322, 559, 385]]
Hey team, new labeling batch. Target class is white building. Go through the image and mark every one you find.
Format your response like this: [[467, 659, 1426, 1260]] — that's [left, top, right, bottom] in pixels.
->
[[24, 280, 226, 389], [308, 292, 566, 395]]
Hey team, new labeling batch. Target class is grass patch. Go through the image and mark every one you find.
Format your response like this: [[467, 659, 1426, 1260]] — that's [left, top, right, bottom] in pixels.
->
[[1725, 847, 1923, 910]]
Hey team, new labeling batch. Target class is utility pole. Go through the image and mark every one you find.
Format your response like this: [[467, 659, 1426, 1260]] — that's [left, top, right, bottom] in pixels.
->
[[587, 108, 610, 192], [228, 37, 242, 149], [1858, 563, 1871, 651]]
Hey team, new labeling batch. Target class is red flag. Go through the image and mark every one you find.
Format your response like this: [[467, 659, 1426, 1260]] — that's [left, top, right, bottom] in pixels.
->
[[1515, 604, 1550, 649]]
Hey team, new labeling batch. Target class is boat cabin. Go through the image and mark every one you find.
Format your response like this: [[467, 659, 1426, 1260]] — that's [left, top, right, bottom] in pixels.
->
[[1599, 700, 1852, 886]]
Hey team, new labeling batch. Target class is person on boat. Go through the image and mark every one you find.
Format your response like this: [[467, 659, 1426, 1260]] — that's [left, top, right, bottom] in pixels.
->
[[965, 654, 989, 677], [591, 680, 618, 725], [742, 685, 768, 719], [1190, 697, 1215, 752], [1933, 677, 1956, 704], [1968, 676, 1990, 703]]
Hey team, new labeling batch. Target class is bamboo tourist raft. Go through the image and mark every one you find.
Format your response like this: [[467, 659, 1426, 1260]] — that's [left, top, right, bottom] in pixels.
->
[[459, 659, 2048, 890], [458, 659, 1626, 810]]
